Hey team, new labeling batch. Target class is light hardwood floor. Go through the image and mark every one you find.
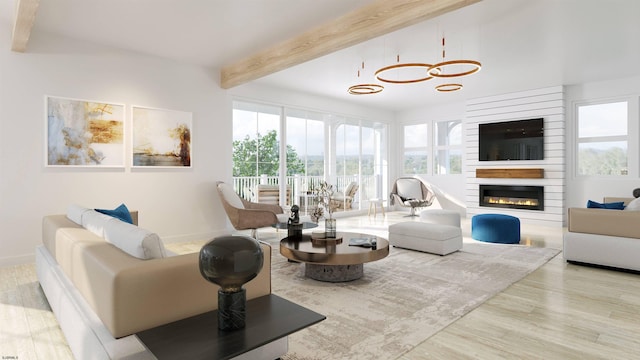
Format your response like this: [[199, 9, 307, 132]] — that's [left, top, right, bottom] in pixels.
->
[[2, 211, 640, 359]]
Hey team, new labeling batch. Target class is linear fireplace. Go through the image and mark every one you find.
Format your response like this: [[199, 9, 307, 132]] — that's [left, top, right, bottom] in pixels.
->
[[479, 185, 544, 211]]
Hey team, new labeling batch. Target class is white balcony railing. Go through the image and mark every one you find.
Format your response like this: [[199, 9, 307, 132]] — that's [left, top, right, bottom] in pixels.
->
[[233, 174, 378, 211]]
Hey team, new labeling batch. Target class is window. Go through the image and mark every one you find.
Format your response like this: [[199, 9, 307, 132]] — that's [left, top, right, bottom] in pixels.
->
[[232, 101, 283, 201], [335, 121, 385, 207], [233, 100, 388, 212], [434, 120, 462, 174], [286, 109, 325, 196], [232, 102, 281, 179], [403, 124, 428, 174], [361, 127, 375, 199], [286, 109, 325, 176], [577, 101, 628, 176], [335, 123, 360, 181]]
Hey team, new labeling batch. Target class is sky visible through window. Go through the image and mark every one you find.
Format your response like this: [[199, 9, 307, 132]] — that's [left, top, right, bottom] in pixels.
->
[[578, 101, 627, 150], [286, 116, 324, 156]]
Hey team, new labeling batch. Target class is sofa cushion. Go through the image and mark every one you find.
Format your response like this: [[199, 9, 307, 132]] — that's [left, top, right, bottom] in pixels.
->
[[96, 203, 134, 224], [103, 219, 166, 260], [587, 200, 625, 210]]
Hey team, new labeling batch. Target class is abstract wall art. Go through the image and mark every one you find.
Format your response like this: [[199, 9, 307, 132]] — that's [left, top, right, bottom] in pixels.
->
[[132, 106, 192, 167], [46, 96, 125, 167]]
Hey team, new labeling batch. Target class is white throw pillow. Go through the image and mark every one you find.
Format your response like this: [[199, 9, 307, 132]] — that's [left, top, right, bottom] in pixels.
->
[[66, 204, 90, 225], [103, 219, 167, 260], [81, 210, 115, 237], [624, 197, 640, 211]]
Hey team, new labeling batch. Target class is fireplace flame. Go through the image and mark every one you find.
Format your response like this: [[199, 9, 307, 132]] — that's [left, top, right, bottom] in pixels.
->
[[485, 197, 539, 207]]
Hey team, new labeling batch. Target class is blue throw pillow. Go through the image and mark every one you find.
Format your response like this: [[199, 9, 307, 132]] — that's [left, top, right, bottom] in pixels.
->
[[586, 200, 625, 210], [96, 203, 134, 224]]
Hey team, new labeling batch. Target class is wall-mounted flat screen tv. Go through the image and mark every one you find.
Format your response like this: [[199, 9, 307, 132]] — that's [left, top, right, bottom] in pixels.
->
[[479, 118, 544, 161]]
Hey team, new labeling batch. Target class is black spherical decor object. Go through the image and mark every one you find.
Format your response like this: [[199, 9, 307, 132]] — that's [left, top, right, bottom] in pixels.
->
[[199, 235, 264, 330], [633, 188, 640, 198]]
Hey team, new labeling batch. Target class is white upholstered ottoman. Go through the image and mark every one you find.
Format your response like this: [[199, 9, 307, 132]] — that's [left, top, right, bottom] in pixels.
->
[[419, 209, 461, 227], [388, 221, 462, 255]]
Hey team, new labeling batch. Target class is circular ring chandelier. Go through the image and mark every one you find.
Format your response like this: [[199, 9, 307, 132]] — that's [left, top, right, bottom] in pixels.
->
[[374, 63, 439, 84], [348, 84, 384, 95], [428, 60, 481, 78], [435, 83, 463, 92]]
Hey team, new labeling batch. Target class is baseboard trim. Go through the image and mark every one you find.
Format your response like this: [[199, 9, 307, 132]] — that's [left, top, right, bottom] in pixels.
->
[[0, 253, 35, 267]]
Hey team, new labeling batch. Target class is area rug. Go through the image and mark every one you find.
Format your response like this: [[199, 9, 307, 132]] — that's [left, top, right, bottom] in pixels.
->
[[269, 240, 560, 360]]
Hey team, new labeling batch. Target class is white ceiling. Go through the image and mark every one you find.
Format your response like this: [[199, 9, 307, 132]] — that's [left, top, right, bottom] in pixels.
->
[[4, 0, 640, 111]]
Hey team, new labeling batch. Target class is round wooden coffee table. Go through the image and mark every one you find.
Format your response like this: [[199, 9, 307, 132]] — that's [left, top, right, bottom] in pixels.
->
[[280, 232, 389, 282]]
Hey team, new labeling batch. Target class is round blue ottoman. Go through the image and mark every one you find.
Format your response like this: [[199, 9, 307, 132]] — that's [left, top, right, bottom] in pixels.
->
[[471, 214, 520, 244]]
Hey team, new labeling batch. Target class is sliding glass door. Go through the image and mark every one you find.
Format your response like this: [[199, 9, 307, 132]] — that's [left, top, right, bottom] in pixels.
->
[[232, 102, 282, 201], [334, 120, 388, 211], [286, 109, 326, 213], [232, 100, 388, 214]]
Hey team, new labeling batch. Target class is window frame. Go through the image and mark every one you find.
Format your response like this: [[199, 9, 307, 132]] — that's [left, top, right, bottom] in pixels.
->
[[433, 119, 462, 175], [574, 99, 631, 177]]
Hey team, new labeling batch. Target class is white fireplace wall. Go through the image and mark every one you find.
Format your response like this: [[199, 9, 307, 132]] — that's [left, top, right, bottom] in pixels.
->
[[464, 86, 565, 227]]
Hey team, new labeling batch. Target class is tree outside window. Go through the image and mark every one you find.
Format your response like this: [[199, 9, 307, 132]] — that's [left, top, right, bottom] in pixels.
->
[[232, 130, 304, 177]]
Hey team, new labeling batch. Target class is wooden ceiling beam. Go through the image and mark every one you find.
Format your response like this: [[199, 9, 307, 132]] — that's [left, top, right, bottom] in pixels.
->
[[11, 0, 40, 52], [220, 0, 481, 89]]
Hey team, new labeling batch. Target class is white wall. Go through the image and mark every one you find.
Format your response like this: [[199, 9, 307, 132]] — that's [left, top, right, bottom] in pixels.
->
[[565, 75, 640, 207], [0, 27, 232, 266]]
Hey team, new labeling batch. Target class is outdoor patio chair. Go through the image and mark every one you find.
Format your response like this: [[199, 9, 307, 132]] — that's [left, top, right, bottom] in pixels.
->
[[330, 181, 359, 210]]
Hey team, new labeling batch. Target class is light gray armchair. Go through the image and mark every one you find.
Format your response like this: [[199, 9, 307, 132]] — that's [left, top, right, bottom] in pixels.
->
[[216, 181, 283, 238], [389, 177, 435, 216]]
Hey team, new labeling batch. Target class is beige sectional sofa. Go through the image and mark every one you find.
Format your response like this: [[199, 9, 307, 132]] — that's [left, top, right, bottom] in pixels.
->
[[37, 208, 282, 359], [564, 197, 640, 271]]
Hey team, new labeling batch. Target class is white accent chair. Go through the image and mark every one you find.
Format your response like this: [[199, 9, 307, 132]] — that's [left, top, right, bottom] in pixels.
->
[[389, 177, 436, 216]]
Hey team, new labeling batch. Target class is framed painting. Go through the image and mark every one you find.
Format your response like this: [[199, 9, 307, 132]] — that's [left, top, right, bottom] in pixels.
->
[[131, 106, 192, 167], [46, 96, 125, 167]]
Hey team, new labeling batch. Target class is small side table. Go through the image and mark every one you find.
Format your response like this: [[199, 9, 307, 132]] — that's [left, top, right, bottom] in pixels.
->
[[368, 198, 385, 217], [137, 294, 325, 360]]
